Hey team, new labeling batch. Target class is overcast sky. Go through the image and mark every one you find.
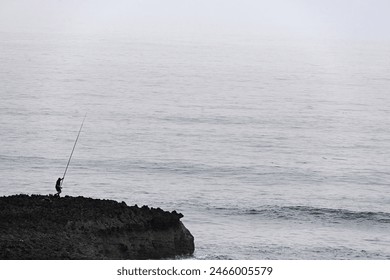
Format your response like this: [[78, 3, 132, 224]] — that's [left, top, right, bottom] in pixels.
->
[[1, 0, 390, 41]]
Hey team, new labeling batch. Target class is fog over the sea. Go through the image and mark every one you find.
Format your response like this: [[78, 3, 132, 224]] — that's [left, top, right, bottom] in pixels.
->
[[1, 0, 390, 261], [1, 0, 390, 41]]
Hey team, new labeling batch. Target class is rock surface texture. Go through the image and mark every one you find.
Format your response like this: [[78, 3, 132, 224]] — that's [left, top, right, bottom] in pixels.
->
[[0, 194, 194, 259]]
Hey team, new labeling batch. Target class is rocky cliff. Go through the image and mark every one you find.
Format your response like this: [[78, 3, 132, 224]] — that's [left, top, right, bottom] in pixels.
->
[[0, 194, 194, 259]]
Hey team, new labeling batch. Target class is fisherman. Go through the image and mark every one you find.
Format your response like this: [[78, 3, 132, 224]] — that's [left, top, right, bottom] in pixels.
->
[[55, 177, 63, 196], [56, 114, 86, 197]]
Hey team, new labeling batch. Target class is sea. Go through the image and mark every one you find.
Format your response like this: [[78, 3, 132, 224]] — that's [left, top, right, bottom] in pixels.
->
[[1, 31, 390, 259]]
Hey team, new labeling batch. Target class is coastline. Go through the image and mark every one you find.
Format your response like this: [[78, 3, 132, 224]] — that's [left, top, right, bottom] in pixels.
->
[[0, 194, 195, 259]]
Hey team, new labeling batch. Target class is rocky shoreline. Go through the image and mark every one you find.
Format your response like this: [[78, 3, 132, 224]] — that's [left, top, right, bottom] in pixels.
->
[[0, 194, 194, 259]]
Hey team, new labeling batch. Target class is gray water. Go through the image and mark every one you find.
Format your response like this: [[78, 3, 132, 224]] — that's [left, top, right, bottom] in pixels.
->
[[1, 32, 390, 259]]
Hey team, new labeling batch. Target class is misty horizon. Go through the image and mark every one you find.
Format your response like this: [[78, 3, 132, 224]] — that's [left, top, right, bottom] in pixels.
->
[[1, 0, 390, 43]]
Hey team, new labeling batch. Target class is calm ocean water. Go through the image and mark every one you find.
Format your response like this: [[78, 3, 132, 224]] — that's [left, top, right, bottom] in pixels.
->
[[1, 32, 390, 259]]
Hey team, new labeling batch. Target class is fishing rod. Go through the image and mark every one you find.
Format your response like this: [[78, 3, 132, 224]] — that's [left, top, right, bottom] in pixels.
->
[[62, 113, 87, 184]]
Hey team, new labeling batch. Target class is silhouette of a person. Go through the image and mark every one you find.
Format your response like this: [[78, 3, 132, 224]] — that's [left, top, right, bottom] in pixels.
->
[[55, 177, 63, 196]]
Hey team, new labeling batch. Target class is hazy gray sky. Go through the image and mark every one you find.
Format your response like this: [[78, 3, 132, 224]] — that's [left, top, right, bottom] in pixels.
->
[[1, 0, 390, 41]]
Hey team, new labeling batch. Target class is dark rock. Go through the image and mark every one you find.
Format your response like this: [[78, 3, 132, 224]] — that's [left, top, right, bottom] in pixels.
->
[[0, 194, 194, 259]]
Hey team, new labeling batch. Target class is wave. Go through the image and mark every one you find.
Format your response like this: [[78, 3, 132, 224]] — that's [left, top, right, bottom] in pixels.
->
[[213, 205, 390, 224]]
